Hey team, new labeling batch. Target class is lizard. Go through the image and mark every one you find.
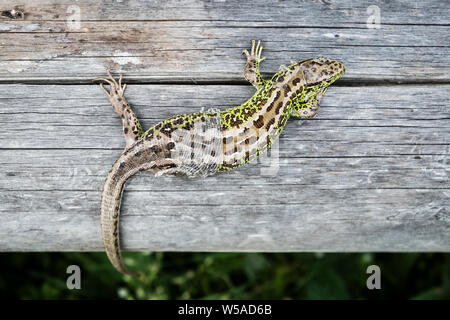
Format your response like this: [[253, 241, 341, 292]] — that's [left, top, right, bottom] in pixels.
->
[[93, 40, 345, 277]]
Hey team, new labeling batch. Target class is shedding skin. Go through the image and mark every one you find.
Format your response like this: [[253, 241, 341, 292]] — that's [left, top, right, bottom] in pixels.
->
[[94, 41, 346, 277]]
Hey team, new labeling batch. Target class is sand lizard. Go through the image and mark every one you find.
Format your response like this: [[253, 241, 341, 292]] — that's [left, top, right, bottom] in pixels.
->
[[94, 40, 345, 277]]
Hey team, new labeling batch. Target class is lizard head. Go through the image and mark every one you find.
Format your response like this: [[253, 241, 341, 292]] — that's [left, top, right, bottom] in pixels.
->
[[274, 57, 344, 118], [300, 57, 345, 86], [299, 57, 345, 92], [298, 57, 345, 102], [272, 57, 345, 106]]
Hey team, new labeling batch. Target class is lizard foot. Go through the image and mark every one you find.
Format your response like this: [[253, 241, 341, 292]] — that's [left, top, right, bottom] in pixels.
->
[[242, 40, 266, 88], [242, 40, 266, 64], [93, 68, 129, 115], [93, 67, 127, 99]]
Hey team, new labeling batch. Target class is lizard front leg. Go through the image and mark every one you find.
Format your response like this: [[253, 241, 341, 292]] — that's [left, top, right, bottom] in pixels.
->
[[93, 69, 144, 148], [291, 88, 327, 119], [242, 40, 267, 89]]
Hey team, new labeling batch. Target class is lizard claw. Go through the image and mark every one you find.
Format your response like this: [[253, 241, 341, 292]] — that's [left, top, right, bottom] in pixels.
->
[[93, 67, 126, 97], [243, 40, 266, 63], [98, 83, 110, 96]]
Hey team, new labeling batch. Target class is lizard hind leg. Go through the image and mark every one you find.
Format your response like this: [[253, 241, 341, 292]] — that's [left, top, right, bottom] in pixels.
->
[[93, 68, 144, 148]]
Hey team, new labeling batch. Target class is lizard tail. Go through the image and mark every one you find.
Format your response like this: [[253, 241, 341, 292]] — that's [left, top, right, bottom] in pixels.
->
[[100, 146, 153, 278]]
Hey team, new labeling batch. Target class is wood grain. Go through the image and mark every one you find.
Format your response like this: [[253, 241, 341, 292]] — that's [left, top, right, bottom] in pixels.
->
[[0, 84, 448, 251], [0, 0, 449, 82], [0, 0, 448, 252]]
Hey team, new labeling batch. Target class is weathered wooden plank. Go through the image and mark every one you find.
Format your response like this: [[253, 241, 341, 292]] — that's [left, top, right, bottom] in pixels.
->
[[2, 0, 449, 24], [0, 0, 449, 252], [1, 149, 448, 190], [0, 82, 449, 251], [0, 84, 449, 149], [0, 188, 448, 251], [0, 0, 449, 81]]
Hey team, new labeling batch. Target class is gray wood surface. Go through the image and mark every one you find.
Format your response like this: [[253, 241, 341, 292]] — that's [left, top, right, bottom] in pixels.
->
[[1, 0, 449, 82], [0, 84, 448, 251], [0, 0, 449, 251]]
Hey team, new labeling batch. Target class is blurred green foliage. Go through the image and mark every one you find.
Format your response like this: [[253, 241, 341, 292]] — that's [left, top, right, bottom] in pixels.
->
[[0, 252, 449, 299]]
